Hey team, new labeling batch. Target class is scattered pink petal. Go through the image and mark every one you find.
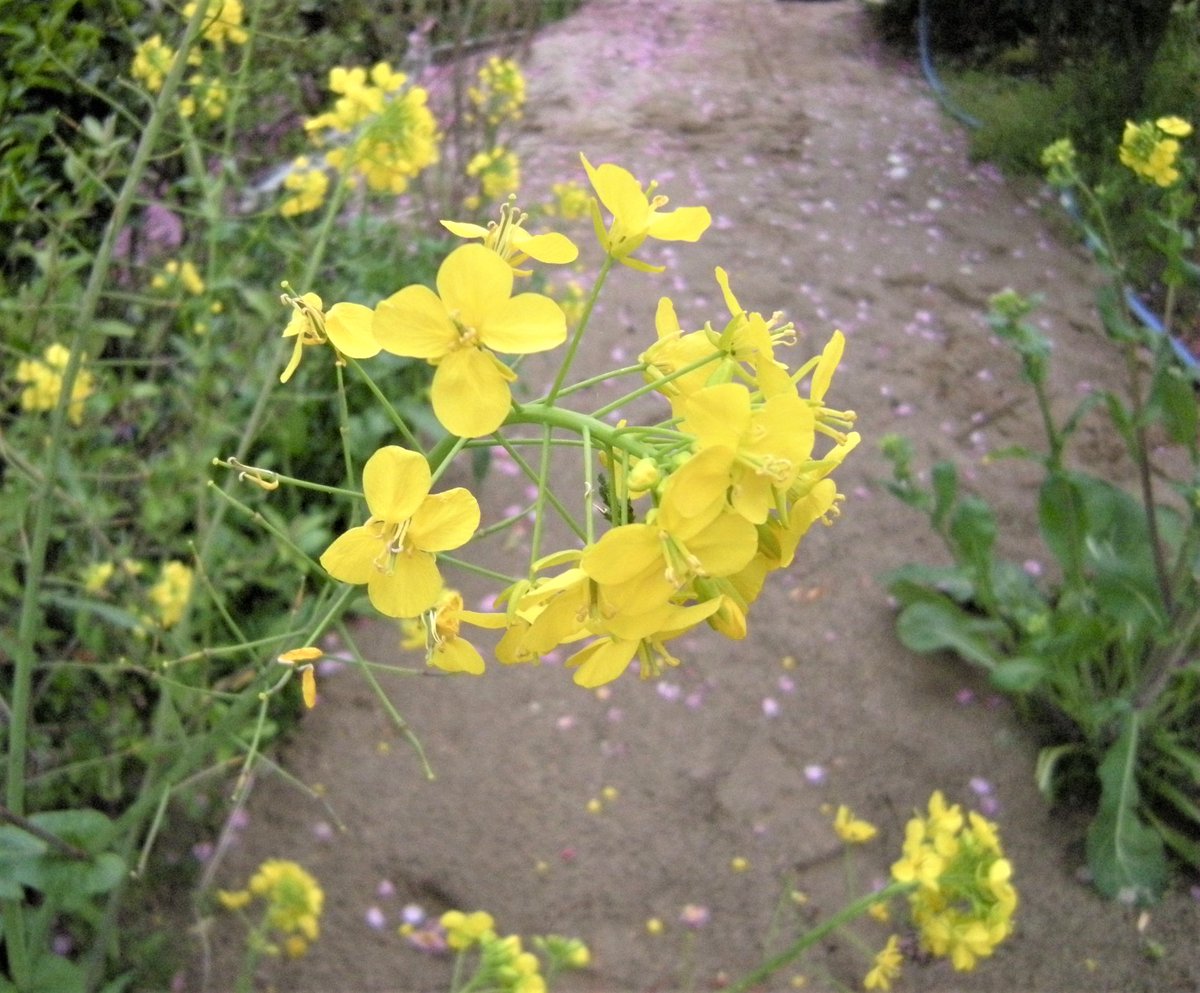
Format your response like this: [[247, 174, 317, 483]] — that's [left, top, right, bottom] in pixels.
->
[[955, 688, 976, 706], [762, 697, 780, 717], [804, 764, 827, 784], [312, 820, 335, 842], [555, 715, 576, 731], [679, 904, 711, 929], [365, 906, 387, 930], [377, 879, 396, 898], [401, 903, 426, 926]]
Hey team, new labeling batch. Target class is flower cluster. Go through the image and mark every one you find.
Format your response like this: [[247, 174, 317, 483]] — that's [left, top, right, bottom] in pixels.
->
[[151, 259, 206, 296], [218, 858, 325, 959], [272, 155, 858, 688], [15, 343, 95, 426], [1119, 115, 1193, 187], [888, 792, 1017, 977], [467, 56, 526, 128], [146, 560, 194, 629], [437, 910, 589, 993], [129, 1, 245, 122], [282, 62, 439, 215], [464, 146, 521, 210]]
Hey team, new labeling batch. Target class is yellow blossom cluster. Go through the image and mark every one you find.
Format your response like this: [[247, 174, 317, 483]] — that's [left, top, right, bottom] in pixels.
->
[[464, 146, 521, 210], [15, 343, 96, 426], [545, 179, 591, 221], [130, 1, 245, 126], [467, 56, 526, 128], [1119, 115, 1193, 187], [283, 155, 856, 688], [146, 560, 194, 629], [889, 792, 1017, 976], [218, 858, 324, 959], [439, 910, 589, 993], [284, 62, 439, 214]]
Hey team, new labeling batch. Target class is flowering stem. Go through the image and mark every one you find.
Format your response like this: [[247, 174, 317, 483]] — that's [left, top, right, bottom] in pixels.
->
[[544, 254, 614, 405], [723, 881, 911, 993]]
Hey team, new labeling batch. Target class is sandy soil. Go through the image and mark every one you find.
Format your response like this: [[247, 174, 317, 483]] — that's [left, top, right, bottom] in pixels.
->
[[186, 2, 1200, 991]]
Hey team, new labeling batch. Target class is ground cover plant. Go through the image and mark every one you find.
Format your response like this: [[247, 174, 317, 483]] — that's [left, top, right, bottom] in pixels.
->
[[884, 118, 1200, 905]]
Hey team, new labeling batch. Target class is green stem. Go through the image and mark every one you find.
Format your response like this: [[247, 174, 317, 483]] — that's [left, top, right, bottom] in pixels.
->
[[723, 881, 910, 993]]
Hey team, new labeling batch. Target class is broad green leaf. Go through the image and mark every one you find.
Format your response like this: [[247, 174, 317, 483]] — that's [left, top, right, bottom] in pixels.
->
[[948, 496, 996, 582], [1146, 362, 1198, 450], [1085, 713, 1168, 904], [884, 563, 975, 604], [930, 460, 958, 531], [895, 599, 1006, 670], [989, 656, 1046, 693]]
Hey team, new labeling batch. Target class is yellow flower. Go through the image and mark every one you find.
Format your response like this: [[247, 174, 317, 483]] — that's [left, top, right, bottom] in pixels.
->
[[832, 804, 877, 844], [247, 859, 324, 942], [373, 243, 566, 437], [131, 35, 175, 92], [1119, 118, 1187, 187], [216, 888, 252, 910], [863, 935, 903, 991], [680, 382, 815, 524], [148, 560, 193, 628], [442, 197, 578, 270], [420, 588, 506, 675], [183, 0, 248, 48], [581, 448, 759, 603], [464, 146, 521, 206], [280, 157, 330, 217], [580, 153, 711, 271], [441, 909, 495, 950], [892, 793, 1018, 972], [15, 343, 96, 426], [319, 446, 480, 618], [179, 74, 227, 119], [278, 291, 379, 383], [1157, 115, 1193, 138]]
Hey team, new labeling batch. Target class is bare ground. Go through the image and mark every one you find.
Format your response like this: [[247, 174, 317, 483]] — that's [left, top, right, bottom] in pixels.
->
[[186, 2, 1200, 991]]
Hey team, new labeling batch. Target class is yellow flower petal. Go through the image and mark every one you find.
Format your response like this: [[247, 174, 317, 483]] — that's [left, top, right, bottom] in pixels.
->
[[480, 293, 567, 355], [431, 347, 514, 437], [409, 487, 480, 551], [373, 285, 457, 358], [324, 302, 380, 359], [367, 549, 443, 617], [566, 637, 639, 688], [430, 636, 485, 674], [437, 243, 512, 330], [319, 525, 381, 585], [301, 666, 317, 708], [363, 446, 431, 522]]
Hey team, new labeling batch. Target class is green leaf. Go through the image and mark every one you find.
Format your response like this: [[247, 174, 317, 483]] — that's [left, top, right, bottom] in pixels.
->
[[948, 496, 997, 583], [989, 656, 1046, 693], [884, 562, 975, 603], [1039, 471, 1087, 586], [1085, 713, 1168, 904], [895, 599, 1006, 670], [1146, 361, 1198, 451], [930, 460, 958, 531]]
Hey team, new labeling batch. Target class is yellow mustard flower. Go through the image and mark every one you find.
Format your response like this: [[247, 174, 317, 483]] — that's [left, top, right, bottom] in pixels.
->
[[131, 35, 175, 92], [420, 588, 506, 675], [183, 0, 248, 48], [581, 453, 757, 613], [319, 446, 480, 618], [863, 934, 903, 990], [373, 243, 566, 437], [247, 859, 324, 946], [82, 562, 116, 594], [1119, 118, 1188, 187], [832, 804, 878, 844], [441, 909, 495, 950], [179, 74, 227, 119], [148, 560, 193, 628], [278, 290, 379, 383], [15, 343, 96, 426], [892, 793, 1017, 973], [442, 197, 579, 270], [680, 382, 815, 524], [580, 153, 711, 271], [279, 157, 330, 217]]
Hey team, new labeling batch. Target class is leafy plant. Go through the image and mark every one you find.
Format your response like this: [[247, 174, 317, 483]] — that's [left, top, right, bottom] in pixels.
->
[[882, 126, 1200, 902]]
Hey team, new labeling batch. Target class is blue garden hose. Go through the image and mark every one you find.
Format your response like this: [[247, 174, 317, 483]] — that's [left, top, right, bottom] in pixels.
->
[[915, 0, 1200, 375]]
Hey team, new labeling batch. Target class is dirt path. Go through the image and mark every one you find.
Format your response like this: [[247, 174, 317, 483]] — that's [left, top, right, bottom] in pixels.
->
[[190, 2, 1199, 991]]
